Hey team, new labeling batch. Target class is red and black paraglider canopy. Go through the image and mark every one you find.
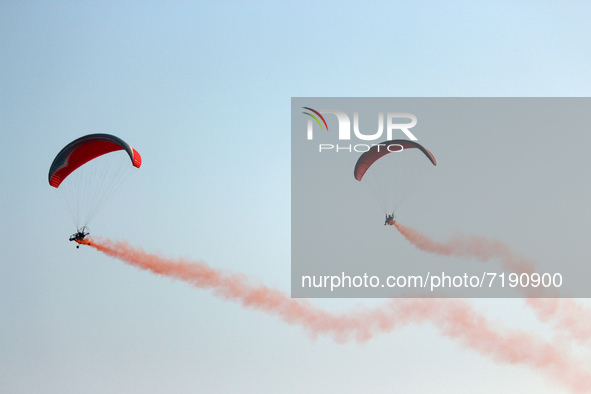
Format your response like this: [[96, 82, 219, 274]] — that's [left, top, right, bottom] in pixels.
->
[[354, 139, 436, 182], [48, 133, 141, 188], [48, 133, 143, 232], [353, 139, 437, 217]]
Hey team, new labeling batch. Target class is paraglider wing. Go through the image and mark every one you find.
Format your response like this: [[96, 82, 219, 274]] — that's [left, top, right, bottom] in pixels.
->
[[49, 133, 142, 231], [48, 134, 141, 188], [354, 139, 436, 181]]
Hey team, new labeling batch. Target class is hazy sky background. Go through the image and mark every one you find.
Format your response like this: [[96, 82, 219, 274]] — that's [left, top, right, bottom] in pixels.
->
[[2, 1, 591, 393]]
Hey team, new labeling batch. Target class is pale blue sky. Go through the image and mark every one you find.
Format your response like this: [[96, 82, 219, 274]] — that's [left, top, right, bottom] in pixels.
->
[[2, 1, 591, 392]]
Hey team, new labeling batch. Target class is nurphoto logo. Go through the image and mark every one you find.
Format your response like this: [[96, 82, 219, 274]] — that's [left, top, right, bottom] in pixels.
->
[[302, 107, 419, 153]]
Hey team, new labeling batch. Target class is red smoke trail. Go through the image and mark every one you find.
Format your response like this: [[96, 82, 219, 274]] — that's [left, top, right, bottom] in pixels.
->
[[527, 298, 591, 343], [394, 222, 591, 343], [88, 237, 590, 392], [393, 222, 536, 274]]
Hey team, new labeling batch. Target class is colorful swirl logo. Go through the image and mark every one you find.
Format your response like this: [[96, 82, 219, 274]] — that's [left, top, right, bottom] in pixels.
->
[[302, 107, 329, 131]]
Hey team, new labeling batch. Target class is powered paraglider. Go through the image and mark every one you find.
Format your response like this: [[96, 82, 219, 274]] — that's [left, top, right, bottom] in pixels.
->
[[354, 139, 436, 222], [48, 133, 142, 242]]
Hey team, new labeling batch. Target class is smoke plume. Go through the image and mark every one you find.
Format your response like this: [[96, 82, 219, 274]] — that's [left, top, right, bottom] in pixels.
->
[[394, 222, 591, 344], [88, 237, 590, 392]]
